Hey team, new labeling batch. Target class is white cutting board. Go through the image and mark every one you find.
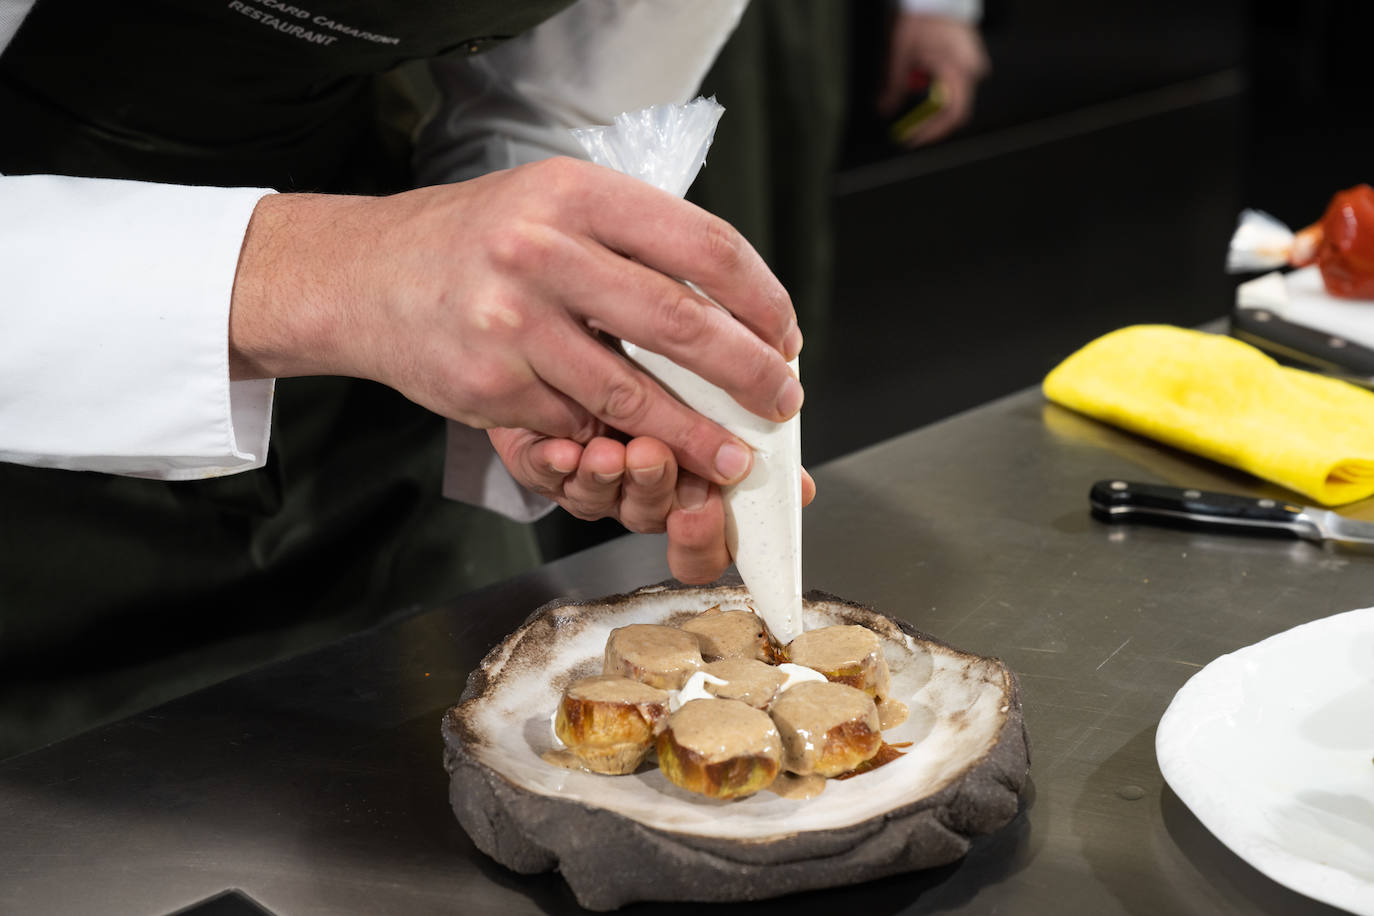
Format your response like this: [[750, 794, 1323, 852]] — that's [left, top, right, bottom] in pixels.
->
[[1237, 266, 1374, 350]]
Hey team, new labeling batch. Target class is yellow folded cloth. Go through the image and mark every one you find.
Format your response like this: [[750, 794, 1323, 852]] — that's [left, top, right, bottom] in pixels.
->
[[1042, 324, 1374, 506]]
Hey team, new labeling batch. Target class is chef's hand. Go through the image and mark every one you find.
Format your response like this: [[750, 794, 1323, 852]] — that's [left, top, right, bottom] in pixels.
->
[[228, 156, 803, 489], [489, 429, 677, 533], [490, 428, 816, 585], [878, 13, 989, 148]]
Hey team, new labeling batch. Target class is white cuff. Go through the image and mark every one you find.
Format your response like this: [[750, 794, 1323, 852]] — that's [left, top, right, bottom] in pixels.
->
[[0, 174, 276, 478], [442, 422, 554, 522], [899, 0, 982, 24]]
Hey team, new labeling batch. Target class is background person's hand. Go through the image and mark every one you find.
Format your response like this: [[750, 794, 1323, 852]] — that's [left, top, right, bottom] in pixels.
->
[[228, 156, 804, 489], [879, 13, 990, 148]]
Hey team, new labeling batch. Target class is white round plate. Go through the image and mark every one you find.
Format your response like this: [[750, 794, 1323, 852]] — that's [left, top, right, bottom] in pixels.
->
[[1156, 606, 1374, 915]]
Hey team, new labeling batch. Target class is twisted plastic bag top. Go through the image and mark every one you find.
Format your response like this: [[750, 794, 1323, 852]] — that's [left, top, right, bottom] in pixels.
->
[[572, 97, 724, 200], [1227, 209, 1297, 273]]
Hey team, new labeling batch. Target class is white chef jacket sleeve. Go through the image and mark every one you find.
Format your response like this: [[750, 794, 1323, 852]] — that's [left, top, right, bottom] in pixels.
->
[[418, 0, 747, 519], [0, 173, 277, 479]]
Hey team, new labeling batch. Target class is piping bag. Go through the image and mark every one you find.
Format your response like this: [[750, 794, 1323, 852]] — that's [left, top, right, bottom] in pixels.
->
[[573, 98, 805, 643]]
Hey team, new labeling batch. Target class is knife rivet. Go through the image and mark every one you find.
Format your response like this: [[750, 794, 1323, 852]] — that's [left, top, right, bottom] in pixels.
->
[[1183, 489, 1201, 499], [1257, 499, 1276, 508], [1110, 481, 1127, 490], [1254, 311, 1272, 322], [1329, 337, 1348, 349]]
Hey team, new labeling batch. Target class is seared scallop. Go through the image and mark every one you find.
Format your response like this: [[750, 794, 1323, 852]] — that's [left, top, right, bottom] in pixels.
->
[[785, 624, 891, 701], [604, 624, 703, 690], [700, 657, 787, 709], [655, 698, 782, 799], [553, 675, 671, 775], [679, 607, 777, 662], [768, 680, 882, 778]]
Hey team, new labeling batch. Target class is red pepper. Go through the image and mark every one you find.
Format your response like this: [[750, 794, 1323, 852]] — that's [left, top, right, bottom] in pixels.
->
[[1293, 184, 1374, 299]]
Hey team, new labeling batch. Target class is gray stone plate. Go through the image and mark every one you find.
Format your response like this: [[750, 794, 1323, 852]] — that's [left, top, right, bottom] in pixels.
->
[[443, 582, 1030, 910]]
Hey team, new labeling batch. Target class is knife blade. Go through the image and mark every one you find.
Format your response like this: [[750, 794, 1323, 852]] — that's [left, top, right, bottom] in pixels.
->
[[1089, 479, 1374, 545]]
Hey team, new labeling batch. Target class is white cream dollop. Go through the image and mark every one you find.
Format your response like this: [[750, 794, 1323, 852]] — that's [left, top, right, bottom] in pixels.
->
[[774, 663, 827, 694], [670, 671, 730, 712]]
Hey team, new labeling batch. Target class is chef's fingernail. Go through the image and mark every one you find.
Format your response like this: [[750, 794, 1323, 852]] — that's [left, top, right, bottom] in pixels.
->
[[593, 471, 623, 485], [783, 322, 803, 360], [630, 464, 665, 486], [550, 461, 576, 475], [776, 376, 804, 418], [679, 476, 709, 511], [714, 442, 751, 482]]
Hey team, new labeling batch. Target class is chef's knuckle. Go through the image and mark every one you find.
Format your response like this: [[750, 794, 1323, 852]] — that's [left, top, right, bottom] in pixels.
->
[[739, 341, 780, 394], [626, 514, 666, 535], [764, 284, 795, 341], [700, 215, 744, 275], [567, 414, 603, 444], [536, 155, 584, 184], [598, 377, 650, 424], [486, 222, 555, 274], [531, 157, 589, 208], [657, 293, 710, 348]]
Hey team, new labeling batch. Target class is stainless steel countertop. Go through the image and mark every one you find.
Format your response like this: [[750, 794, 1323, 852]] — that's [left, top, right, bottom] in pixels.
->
[[2, 385, 1367, 915]]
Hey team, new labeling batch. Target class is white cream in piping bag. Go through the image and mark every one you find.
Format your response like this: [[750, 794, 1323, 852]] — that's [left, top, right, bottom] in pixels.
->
[[573, 98, 806, 643], [624, 339, 804, 643]]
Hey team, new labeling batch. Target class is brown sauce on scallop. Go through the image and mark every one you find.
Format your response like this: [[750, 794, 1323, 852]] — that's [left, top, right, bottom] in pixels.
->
[[680, 608, 774, 661], [666, 698, 780, 763], [785, 625, 892, 700], [768, 680, 881, 776], [701, 657, 787, 709], [604, 624, 703, 690], [567, 674, 670, 705]]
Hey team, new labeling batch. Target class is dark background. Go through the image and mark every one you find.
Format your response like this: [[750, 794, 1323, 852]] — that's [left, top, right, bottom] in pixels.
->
[[541, 0, 1374, 557]]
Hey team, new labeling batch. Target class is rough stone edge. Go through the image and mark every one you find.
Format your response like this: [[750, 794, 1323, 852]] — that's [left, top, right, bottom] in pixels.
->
[[442, 580, 1031, 910]]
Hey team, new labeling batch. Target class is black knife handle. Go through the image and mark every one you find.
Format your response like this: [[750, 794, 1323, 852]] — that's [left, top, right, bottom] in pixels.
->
[[1089, 480, 1313, 537]]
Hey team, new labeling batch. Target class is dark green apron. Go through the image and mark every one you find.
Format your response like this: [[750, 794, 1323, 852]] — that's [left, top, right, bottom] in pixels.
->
[[0, 0, 574, 757]]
